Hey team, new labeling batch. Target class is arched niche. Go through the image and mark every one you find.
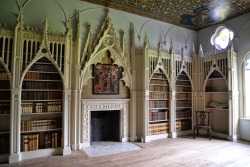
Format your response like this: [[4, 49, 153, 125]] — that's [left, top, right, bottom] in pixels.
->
[[148, 68, 170, 136], [20, 56, 63, 152], [204, 69, 229, 135], [175, 70, 193, 132]]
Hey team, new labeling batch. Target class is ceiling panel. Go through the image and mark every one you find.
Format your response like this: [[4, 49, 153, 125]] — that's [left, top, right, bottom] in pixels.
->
[[82, 0, 250, 30]]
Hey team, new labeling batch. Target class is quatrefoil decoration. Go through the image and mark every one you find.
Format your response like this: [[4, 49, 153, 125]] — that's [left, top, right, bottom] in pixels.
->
[[103, 36, 114, 47]]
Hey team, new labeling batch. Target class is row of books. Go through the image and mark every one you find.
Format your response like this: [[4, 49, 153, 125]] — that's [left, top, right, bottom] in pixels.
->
[[0, 135, 9, 154], [0, 80, 10, 89], [0, 91, 10, 100], [175, 86, 191, 92], [176, 109, 192, 119], [21, 134, 39, 151], [149, 92, 168, 99], [149, 111, 168, 121], [149, 100, 169, 108], [21, 91, 62, 100], [176, 80, 191, 86], [152, 73, 166, 79], [149, 85, 169, 92], [21, 119, 61, 132], [149, 92, 191, 99], [0, 72, 8, 79], [176, 120, 192, 132], [0, 103, 10, 114], [21, 102, 62, 114], [22, 81, 62, 89], [44, 132, 61, 149], [149, 122, 169, 135], [177, 75, 189, 80], [29, 64, 58, 72], [24, 71, 61, 80], [21, 132, 61, 152], [176, 93, 192, 99], [149, 79, 168, 85], [176, 100, 192, 107]]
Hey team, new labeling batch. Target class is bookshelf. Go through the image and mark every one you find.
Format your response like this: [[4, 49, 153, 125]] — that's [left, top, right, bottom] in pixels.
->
[[175, 71, 192, 132], [205, 70, 229, 135], [0, 63, 10, 155], [148, 69, 169, 136], [21, 57, 63, 152]]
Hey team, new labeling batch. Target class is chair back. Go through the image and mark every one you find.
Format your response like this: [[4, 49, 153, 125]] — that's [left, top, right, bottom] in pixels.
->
[[195, 111, 210, 126]]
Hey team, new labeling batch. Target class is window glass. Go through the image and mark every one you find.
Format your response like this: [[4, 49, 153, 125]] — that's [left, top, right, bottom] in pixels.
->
[[244, 56, 250, 117], [211, 26, 234, 50]]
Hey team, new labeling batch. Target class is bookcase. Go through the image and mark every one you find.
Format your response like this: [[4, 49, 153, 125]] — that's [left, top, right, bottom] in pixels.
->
[[204, 70, 229, 135], [21, 57, 62, 152], [175, 71, 192, 132], [0, 62, 10, 155], [148, 69, 169, 136], [198, 48, 238, 141]]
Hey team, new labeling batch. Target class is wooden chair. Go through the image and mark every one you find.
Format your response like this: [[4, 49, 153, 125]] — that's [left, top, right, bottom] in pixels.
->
[[193, 111, 212, 140]]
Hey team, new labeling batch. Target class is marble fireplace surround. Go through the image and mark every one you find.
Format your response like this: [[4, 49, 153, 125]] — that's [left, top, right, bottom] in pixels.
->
[[81, 99, 130, 147]]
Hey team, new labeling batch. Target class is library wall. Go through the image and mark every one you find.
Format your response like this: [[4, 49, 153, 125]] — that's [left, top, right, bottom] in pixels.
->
[[0, 0, 197, 55]]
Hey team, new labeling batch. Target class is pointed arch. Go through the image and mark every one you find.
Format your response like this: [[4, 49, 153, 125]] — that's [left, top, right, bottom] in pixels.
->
[[176, 70, 193, 91], [80, 13, 132, 91], [203, 69, 228, 92], [20, 54, 65, 90], [150, 66, 170, 86], [80, 46, 132, 90]]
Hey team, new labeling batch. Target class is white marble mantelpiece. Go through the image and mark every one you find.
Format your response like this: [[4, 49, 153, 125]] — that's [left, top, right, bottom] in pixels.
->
[[80, 99, 130, 147]]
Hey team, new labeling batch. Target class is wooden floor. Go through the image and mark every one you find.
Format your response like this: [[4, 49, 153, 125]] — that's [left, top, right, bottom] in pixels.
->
[[2, 135, 250, 167]]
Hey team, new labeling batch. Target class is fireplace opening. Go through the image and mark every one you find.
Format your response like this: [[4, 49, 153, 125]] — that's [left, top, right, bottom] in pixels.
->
[[91, 110, 120, 142]]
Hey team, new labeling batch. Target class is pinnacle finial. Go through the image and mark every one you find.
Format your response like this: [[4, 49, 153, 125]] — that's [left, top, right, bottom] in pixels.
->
[[199, 44, 204, 56], [170, 37, 173, 52], [144, 32, 148, 45], [43, 18, 49, 34], [66, 15, 71, 29]]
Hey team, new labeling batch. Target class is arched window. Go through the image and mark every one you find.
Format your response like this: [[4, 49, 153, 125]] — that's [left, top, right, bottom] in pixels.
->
[[210, 26, 234, 50], [243, 55, 250, 117]]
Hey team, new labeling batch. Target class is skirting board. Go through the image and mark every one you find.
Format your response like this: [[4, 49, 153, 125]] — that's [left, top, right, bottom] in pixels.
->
[[21, 148, 61, 160], [144, 133, 168, 142]]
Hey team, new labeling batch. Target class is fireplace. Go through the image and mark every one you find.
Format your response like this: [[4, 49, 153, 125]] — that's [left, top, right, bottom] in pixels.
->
[[81, 99, 129, 147], [91, 110, 120, 142]]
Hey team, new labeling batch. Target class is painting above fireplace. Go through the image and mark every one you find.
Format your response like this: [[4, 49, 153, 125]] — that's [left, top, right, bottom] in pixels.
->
[[93, 64, 121, 94]]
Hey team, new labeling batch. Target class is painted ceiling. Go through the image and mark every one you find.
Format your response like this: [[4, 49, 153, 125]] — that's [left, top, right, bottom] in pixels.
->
[[82, 0, 250, 30]]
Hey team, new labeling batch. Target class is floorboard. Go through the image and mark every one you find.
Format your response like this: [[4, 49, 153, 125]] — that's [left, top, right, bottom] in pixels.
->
[[2, 135, 250, 167]]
